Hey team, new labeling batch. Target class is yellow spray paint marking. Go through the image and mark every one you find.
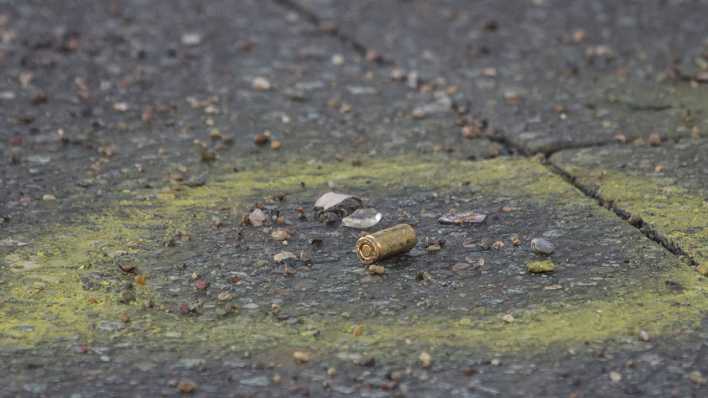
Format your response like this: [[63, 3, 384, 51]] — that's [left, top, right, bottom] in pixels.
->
[[356, 266, 705, 351], [562, 166, 708, 266], [1, 156, 706, 353]]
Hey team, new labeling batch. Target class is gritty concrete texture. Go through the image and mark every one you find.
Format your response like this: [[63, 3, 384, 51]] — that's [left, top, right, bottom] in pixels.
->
[[0, 0, 501, 225], [552, 138, 708, 267], [294, 0, 708, 153], [1, 1, 707, 397], [2, 155, 706, 397]]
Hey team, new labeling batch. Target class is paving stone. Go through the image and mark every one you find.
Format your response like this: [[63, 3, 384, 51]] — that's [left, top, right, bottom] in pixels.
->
[[295, 0, 708, 153], [3, 154, 708, 396], [552, 138, 708, 267], [0, 0, 500, 225], [1, 1, 707, 397], [106, 157, 689, 328], [3, 155, 705, 396], [3, 331, 707, 397]]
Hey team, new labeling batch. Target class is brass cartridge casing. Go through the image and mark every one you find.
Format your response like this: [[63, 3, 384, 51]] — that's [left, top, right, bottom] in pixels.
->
[[356, 224, 417, 264]]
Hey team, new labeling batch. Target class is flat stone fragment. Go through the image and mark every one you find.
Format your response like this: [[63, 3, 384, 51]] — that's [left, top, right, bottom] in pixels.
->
[[314, 192, 363, 223], [314, 192, 358, 210], [551, 138, 708, 266], [273, 251, 298, 263], [248, 209, 268, 226], [438, 211, 487, 225]]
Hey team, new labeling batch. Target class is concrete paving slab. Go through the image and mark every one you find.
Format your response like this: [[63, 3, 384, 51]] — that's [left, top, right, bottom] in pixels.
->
[[294, 0, 708, 153], [2, 155, 705, 396], [2, 326, 707, 397], [1, 0, 501, 225], [1, 1, 707, 397], [552, 138, 708, 268]]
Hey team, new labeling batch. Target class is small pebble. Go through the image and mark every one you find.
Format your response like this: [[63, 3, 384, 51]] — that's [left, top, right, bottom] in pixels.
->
[[194, 279, 208, 290], [248, 208, 267, 226], [271, 229, 289, 241], [217, 292, 233, 301], [177, 379, 197, 393], [419, 351, 432, 368], [609, 371, 622, 383], [254, 132, 270, 145], [647, 132, 662, 146], [113, 102, 129, 112], [530, 238, 555, 255], [293, 351, 311, 364], [118, 263, 135, 273], [181, 32, 202, 46], [252, 77, 271, 91], [368, 265, 385, 275], [689, 370, 706, 385], [511, 234, 522, 246], [274, 251, 297, 263], [426, 243, 442, 253]]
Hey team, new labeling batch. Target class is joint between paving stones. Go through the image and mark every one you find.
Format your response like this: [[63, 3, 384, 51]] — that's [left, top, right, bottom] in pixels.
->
[[545, 161, 697, 266], [482, 130, 528, 157], [273, 0, 522, 160], [272, 0, 390, 65], [273, 0, 700, 266]]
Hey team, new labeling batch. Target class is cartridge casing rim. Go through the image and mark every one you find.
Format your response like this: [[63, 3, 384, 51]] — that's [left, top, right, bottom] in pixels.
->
[[355, 224, 417, 265], [356, 235, 383, 265]]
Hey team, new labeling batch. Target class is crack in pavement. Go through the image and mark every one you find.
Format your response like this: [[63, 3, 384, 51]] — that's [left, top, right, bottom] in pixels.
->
[[273, 0, 519, 157], [273, 0, 389, 65], [273, 0, 697, 265], [545, 160, 698, 266]]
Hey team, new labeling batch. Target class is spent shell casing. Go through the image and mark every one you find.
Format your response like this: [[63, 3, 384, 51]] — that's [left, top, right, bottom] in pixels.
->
[[356, 224, 417, 264]]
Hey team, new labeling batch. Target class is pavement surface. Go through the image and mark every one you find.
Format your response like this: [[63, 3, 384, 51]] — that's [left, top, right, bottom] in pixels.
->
[[293, 0, 708, 153], [1, 1, 707, 397]]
